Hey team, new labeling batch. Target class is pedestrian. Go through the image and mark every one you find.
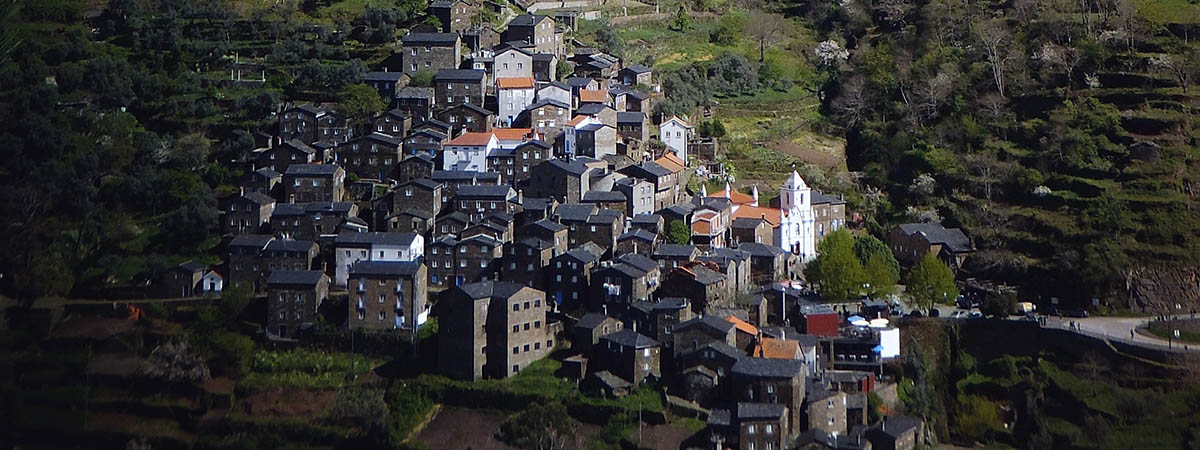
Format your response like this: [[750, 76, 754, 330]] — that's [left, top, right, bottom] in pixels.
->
[[1130, 329, 1134, 339]]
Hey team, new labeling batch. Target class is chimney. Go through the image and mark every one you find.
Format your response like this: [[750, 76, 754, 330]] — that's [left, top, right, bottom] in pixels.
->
[[602, 304, 608, 316], [240, 186, 245, 196], [517, 189, 524, 203], [724, 182, 731, 199], [751, 185, 759, 206]]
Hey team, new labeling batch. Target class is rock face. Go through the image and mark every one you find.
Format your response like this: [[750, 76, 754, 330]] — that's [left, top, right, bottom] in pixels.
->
[[1125, 266, 1200, 314]]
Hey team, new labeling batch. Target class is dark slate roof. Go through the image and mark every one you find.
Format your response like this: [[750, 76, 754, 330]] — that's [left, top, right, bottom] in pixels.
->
[[600, 329, 659, 348], [176, 260, 205, 273], [437, 211, 471, 224], [509, 13, 551, 27], [435, 69, 486, 82], [618, 229, 656, 242], [731, 357, 806, 379], [544, 158, 592, 176], [676, 316, 736, 334], [623, 64, 652, 74], [878, 415, 923, 439], [402, 32, 460, 46], [406, 129, 448, 141], [241, 192, 276, 205], [446, 102, 493, 116], [738, 242, 785, 257], [617, 111, 646, 124], [516, 139, 552, 150], [272, 203, 307, 217], [576, 103, 612, 117], [365, 71, 406, 82], [229, 234, 274, 248], [305, 202, 355, 215], [690, 341, 744, 361], [254, 167, 281, 178], [285, 164, 341, 176], [630, 213, 661, 225], [555, 204, 597, 222], [266, 270, 326, 286], [731, 217, 767, 229], [456, 184, 512, 199], [388, 209, 434, 220], [699, 197, 732, 212], [654, 297, 690, 311], [430, 235, 458, 247], [280, 139, 318, 154], [576, 312, 614, 329], [664, 203, 696, 215], [655, 244, 697, 258], [335, 232, 421, 247], [811, 190, 846, 205], [354, 132, 403, 147], [707, 409, 731, 427], [564, 77, 594, 89], [542, 81, 572, 91], [401, 178, 443, 190], [562, 242, 604, 263], [897, 223, 972, 253], [485, 211, 514, 224], [527, 219, 567, 233], [703, 247, 748, 262], [690, 266, 726, 285], [416, 118, 451, 131], [532, 53, 557, 62], [457, 233, 502, 247], [457, 280, 526, 300], [430, 0, 459, 8], [592, 370, 632, 390], [432, 170, 500, 183], [618, 253, 658, 273], [522, 196, 555, 211], [350, 260, 423, 277], [516, 237, 554, 250], [396, 87, 435, 99], [737, 402, 788, 420], [632, 161, 671, 177], [586, 210, 623, 225], [606, 262, 649, 278], [264, 240, 316, 253], [525, 99, 571, 111]]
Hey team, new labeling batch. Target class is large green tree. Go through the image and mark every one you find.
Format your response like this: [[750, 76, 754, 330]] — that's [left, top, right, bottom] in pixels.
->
[[667, 220, 691, 245], [863, 251, 899, 297], [906, 251, 959, 311], [809, 229, 864, 302], [496, 402, 580, 450], [338, 83, 384, 131]]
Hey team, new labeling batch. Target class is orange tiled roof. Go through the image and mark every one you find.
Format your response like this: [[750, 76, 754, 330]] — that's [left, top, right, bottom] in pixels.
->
[[712, 189, 755, 205], [731, 205, 782, 227], [497, 77, 535, 89], [447, 131, 494, 146], [725, 315, 758, 336], [754, 337, 801, 360], [579, 89, 607, 103], [654, 153, 685, 172], [566, 115, 589, 127], [492, 127, 536, 141]]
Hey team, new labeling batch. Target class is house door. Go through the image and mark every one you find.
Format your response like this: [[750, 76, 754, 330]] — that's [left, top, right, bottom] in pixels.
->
[[455, 276, 464, 286], [182, 286, 188, 297], [278, 325, 287, 337]]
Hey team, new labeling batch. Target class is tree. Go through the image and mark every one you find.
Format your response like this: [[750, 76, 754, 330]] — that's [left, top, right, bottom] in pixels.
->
[[863, 252, 899, 297], [981, 290, 1017, 317], [409, 69, 434, 87], [744, 10, 788, 62], [496, 402, 580, 450], [853, 235, 900, 276], [667, 220, 691, 245], [673, 5, 691, 31], [809, 229, 864, 302], [906, 251, 958, 311], [597, 27, 625, 57], [338, 83, 384, 130], [972, 19, 1012, 97], [711, 13, 745, 46]]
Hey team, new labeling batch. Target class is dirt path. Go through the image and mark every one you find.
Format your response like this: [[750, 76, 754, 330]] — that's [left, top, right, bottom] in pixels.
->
[[417, 407, 520, 450], [769, 138, 844, 168]]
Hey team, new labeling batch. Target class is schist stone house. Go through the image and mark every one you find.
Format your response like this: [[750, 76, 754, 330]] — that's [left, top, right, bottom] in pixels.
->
[[363, 71, 407, 104], [430, 0, 475, 34], [372, 109, 412, 138], [224, 191, 275, 235], [401, 32, 462, 77], [889, 223, 974, 271], [265, 270, 330, 339], [334, 133, 403, 180], [348, 261, 429, 331], [283, 164, 345, 203], [279, 105, 352, 147], [438, 281, 557, 380], [256, 139, 318, 174], [435, 69, 487, 108], [504, 14, 562, 56], [333, 232, 425, 287]]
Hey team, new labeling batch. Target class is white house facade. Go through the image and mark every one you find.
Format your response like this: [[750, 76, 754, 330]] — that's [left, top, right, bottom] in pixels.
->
[[659, 116, 692, 164], [334, 233, 425, 287]]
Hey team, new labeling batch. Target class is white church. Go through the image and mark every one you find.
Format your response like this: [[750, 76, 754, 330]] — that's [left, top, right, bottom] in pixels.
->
[[702, 171, 842, 263], [777, 171, 818, 261]]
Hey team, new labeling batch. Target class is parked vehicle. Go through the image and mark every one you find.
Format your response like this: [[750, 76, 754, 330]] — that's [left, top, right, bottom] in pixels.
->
[[1063, 308, 1089, 318], [907, 309, 924, 318], [968, 311, 983, 319], [928, 308, 941, 318], [1016, 302, 1036, 314]]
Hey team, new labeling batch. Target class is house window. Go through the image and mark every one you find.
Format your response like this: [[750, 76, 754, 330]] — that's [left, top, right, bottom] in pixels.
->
[[513, 325, 520, 333], [378, 311, 385, 320], [535, 320, 541, 328], [523, 344, 530, 352], [524, 323, 530, 331], [747, 425, 756, 435], [765, 425, 774, 434], [512, 364, 519, 373], [513, 303, 520, 311], [459, 260, 467, 268], [512, 346, 519, 354]]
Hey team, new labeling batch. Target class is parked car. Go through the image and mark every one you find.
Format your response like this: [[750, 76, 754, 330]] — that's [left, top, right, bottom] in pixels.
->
[[968, 311, 983, 319], [1063, 308, 1089, 318], [950, 310, 965, 319], [928, 308, 941, 318], [907, 309, 924, 318]]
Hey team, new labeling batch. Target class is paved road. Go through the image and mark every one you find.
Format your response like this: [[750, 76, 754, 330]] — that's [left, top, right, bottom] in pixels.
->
[[1057, 316, 1200, 353]]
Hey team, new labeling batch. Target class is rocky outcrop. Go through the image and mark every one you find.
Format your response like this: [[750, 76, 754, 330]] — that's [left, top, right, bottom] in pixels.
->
[[1125, 265, 1200, 314]]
